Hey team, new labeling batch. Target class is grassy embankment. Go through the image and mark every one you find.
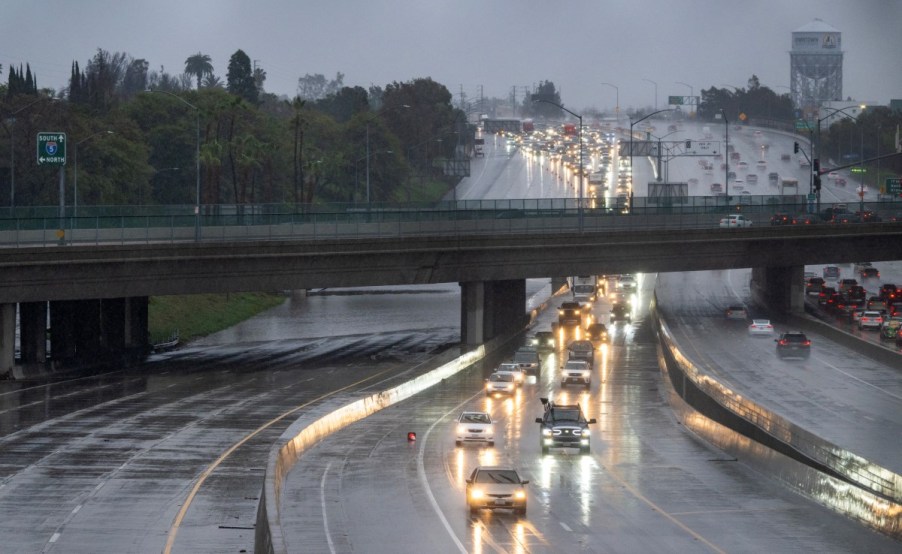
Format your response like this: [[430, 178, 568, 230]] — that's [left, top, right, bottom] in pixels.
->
[[148, 292, 287, 345]]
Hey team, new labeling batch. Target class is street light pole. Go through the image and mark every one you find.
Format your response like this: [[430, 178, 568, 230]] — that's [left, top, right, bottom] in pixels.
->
[[365, 104, 409, 204], [814, 105, 865, 209], [73, 130, 113, 217], [533, 99, 583, 230], [628, 108, 678, 196], [147, 89, 201, 240], [600, 82, 619, 118], [642, 78, 658, 110], [720, 109, 730, 200]]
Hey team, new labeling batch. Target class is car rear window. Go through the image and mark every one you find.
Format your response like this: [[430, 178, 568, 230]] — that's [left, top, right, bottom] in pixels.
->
[[784, 334, 808, 342]]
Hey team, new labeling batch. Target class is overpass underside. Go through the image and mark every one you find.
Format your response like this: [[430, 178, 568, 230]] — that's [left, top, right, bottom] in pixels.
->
[[0, 297, 149, 378]]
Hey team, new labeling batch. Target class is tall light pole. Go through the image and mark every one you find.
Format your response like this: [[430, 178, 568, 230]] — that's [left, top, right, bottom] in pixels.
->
[[629, 108, 677, 195], [365, 104, 409, 204], [675, 81, 693, 98], [601, 82, 619, 118], [356, 150, 392, 202], [73, 130, 114, 217], [147, 89, 201, 240], [726, 113, 731, 200], [3, 96, 54, 210], [533, 99, 583, 231], [642, 78, 658, 110], [813, 105, 865, 208]]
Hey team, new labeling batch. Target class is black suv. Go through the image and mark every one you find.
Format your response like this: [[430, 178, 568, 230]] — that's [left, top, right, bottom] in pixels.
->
[[558, 302, 584, 327], [536, 398, 596, 454], [610, 303, 631, 322], [775, 332, 811, 359]]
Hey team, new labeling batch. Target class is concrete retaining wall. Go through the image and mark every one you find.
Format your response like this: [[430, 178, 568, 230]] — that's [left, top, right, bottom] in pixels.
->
[[652, 295, 902, 538]]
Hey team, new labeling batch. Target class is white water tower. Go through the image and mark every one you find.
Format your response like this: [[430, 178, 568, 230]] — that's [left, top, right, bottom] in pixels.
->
[[790, 19, 843, 115]]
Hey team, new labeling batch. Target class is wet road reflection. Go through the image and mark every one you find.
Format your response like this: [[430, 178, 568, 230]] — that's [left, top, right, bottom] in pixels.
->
[[281, 274, 900, 552]]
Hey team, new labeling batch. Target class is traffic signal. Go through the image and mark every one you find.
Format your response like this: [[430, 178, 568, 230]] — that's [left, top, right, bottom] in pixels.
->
[[813, 159, 820, 173], [685, 140, 692, 149], [794, 142, 799, 153], [814, 176, 822, 192]]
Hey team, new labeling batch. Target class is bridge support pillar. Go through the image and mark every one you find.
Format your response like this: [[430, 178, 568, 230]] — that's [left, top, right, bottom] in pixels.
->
[[0, 303, 14, 377], [750, 266, 805, 315], [551, 277, 569, 295], [123, 296, 149, 352], [49, 300, 80, 360], [19, 302, 47, 365], [460, 280, 527, 346], [73, 299, 103, 362]]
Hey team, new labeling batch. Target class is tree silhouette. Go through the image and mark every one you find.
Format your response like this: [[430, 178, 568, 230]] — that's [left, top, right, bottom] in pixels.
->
[[184, 52, 213, 90]]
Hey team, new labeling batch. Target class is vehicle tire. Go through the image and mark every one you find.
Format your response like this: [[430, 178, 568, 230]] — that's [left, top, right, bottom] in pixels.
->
[[455, 440, 461, 447], [469, 505, 478, 516], [516, 507, 527, 516], [561, 381, 566, 387], [487, 441, 494, 447], [584, 382, 591, 389], [541, 445, 550, 454], [580, 445, 590, 454]]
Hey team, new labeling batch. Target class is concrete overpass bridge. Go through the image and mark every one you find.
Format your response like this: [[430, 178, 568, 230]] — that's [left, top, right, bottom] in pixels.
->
[[1, 207, 900, 377]]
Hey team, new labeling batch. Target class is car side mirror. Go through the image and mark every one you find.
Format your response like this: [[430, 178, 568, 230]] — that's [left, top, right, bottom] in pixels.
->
[[588, 418, 597, 424], [465, 479, 472, 484], [520, 480, 530, 485], [774, 339, 778, 342], [535, 418, 543, 424]]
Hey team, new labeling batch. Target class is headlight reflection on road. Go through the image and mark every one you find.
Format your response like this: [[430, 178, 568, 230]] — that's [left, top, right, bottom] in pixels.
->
[[578, 455, 596, 525], [539, 455, 557, 489], [455, 448, 465, 485], [479, 447, 498, 467]]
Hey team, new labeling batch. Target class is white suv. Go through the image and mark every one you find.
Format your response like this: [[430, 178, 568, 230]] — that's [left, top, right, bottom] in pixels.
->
[[719, 214, 752, 228], [561, 360, 591, 388], [858, 311, 884, 330]]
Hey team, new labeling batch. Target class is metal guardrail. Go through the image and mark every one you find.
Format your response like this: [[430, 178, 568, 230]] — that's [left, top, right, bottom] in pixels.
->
[[1, 196, 900, 247]]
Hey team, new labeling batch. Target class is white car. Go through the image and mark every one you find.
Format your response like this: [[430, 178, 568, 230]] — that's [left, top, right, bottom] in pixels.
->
[[748, 319, 774, 336], [858, 311, 884, 330], [719, 214, 752, 228], [455, 411, 494, 446], [466, 466, 528, 515], [485, 372, 516, 396], [496, 363, 526, 384], [561, 360, 591, 388]]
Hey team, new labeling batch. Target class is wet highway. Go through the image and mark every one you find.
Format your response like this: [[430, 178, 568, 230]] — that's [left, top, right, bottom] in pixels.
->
[[281, 275, 900, 553], [0, 123, 899, 552]]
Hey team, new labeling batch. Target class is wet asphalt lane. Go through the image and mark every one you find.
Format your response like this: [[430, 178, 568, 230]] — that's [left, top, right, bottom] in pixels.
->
[[281, 276, 900, 553]]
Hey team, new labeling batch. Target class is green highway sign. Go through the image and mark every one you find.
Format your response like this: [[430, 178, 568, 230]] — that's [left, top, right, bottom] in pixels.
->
[[795, 119, 814, 131], [887, 177, 901, 194], [37, 132, 67, 166], [668, 96, 684, 105], [850, 166, 866, 174]]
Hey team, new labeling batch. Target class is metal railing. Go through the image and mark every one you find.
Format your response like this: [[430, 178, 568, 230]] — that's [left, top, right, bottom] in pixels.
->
[[1, 196, 900, 247]]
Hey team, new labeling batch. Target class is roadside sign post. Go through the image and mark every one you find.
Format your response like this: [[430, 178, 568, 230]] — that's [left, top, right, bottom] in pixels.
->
[[37, 132, 68, 242]]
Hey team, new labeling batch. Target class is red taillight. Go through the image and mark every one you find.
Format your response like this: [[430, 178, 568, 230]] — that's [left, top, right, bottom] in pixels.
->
[[779, 339, 787, 345], [803, 340, 811, 346]]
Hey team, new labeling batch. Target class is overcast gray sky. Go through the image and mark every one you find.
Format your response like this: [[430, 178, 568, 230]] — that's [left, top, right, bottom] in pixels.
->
[[3, 0, 901, 112]]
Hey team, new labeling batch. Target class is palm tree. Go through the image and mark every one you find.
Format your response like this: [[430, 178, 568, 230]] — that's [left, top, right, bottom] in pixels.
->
[[184, 53, 213, 90]]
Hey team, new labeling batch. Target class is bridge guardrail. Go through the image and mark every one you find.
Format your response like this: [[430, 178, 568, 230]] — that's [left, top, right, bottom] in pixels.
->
[[1, 196, 900, 247]]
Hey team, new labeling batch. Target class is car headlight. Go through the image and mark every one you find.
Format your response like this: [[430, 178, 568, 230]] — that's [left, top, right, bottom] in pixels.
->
[[485, 425, 493, 434], [542, 429, 552, 437], [457, 425, 466, 434], [514, 490, 526, 500], [470, 489, 484, 499]]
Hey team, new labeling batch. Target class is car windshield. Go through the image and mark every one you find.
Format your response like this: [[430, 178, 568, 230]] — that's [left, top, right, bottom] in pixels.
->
[[550, 408, 582, 421], [489, 373, 513, 382], [474, 469, 520, 484], [513, 352, 534, 362], [461, 413, 490, 424], [753, 320, 770, 325]]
